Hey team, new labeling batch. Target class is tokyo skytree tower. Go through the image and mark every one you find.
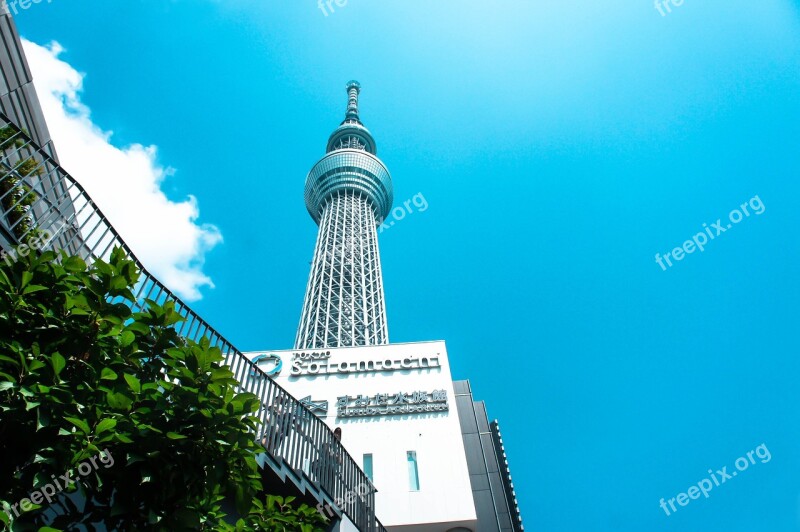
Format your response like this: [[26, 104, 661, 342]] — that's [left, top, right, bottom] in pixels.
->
[[295, 81, 393, 349]]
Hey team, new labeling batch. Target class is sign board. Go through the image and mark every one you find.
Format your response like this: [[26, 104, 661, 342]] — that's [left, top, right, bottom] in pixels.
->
[[336, 390, 449, 418], [291, 351, 441, 377]]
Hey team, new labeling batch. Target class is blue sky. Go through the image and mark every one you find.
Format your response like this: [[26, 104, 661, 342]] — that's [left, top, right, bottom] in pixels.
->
[[16, 0, 800, 529]]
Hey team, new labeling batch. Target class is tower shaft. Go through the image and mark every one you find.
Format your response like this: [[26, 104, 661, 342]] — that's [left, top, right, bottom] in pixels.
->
[[295, 190, 388, 348]]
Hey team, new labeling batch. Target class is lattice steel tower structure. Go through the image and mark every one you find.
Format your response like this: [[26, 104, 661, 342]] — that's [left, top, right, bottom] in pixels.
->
[[295, 81, 393, 349]]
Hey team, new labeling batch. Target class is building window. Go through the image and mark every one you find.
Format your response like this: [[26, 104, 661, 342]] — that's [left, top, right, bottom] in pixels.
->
[[363, 453, 373, 482], [407, 451, 420, 491]]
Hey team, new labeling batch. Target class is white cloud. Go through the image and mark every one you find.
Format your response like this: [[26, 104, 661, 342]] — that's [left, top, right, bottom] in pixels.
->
[[22, 38, 222, 302]]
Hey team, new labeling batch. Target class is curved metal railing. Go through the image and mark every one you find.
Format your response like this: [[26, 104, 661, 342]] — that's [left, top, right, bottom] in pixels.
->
[[0, 113, 382, 531]]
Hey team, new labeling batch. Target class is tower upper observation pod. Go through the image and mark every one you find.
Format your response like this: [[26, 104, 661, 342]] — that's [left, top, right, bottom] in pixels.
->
[[304, 80, 393, 225]]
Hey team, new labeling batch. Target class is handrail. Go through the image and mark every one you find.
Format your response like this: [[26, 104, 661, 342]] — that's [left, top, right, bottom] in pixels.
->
[[0, 113, 382, 531]]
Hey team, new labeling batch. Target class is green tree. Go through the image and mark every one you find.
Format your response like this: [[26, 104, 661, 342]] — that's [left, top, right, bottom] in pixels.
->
[[0, 247, 327, 531]]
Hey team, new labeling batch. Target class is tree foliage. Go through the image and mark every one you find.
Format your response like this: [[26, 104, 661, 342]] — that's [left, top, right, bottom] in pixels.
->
[[0, 248, 327, 531], [225, 495, 328, 532]]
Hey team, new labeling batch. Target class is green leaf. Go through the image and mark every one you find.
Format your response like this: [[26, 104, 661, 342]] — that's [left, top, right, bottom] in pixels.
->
[[100, 368, 118, 381], [106, 392, 133, 411], [36, 409, 50, 430], [22, 284, 48, 294], [119, 330, 135, 347], [123, 373, 141, 393], [234, 483, 248, 515], [0, 381, 14, 392], [115, 433, 134, 443], [125, 322, 150, 335], [166, 432, 187, 440], [51, 353, 66, 377], [109, 275, 128, 290], [64, 417, 91, 435], [63, 256, 86, 272], [96, 418, 117, 434], [19, 501, 42, 512]]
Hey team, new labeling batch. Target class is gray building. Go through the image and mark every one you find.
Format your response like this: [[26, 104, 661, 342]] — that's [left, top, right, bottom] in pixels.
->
[[0, 7, 86, 256], [455, 380, 525, 531], [0, 5, 57, 160]]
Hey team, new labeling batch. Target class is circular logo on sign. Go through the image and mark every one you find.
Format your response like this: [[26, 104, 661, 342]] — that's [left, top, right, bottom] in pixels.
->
[[251, 354, 282, 377]]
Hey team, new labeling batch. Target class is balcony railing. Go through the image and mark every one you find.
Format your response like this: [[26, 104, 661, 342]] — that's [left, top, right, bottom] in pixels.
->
[[0, 113, 382, 532]]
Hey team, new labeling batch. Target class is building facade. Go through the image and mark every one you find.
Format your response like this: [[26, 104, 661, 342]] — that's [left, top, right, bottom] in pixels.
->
[[0, 6, 88, 260], [454, 381, 525, 531], [250, 82, 524, 531], [0, 5, 57, 160], [246, 341, 478, 531]]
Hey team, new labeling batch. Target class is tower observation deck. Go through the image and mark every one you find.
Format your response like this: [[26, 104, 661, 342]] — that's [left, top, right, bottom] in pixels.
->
[[295, 81, 393, 349]]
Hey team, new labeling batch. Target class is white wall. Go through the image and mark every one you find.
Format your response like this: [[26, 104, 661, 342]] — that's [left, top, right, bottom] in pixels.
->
[[244, 341, 477, 531]]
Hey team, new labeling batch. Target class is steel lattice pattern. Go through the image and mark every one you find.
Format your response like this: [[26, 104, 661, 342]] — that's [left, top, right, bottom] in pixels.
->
[[295, 189, 388, 348]]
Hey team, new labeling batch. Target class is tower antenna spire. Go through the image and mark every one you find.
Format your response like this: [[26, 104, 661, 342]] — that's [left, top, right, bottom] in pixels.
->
[[345, 80, 361, 122]]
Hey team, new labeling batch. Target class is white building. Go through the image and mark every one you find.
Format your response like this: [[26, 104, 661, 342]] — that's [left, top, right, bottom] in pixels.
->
[[245, 341, 478, 531]]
